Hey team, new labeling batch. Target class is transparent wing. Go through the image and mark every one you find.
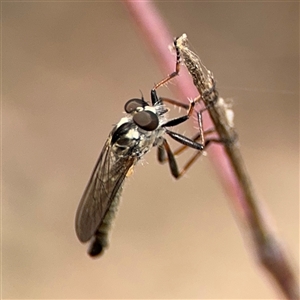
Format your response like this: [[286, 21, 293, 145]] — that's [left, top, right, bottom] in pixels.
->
[[75, 138, 136, 242]]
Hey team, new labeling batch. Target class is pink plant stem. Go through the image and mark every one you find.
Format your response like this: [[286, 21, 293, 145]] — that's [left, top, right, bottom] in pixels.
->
[[123, 1, 299, 299]]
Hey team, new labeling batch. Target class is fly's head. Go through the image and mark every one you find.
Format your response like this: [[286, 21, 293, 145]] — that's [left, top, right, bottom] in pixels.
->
[[124, 98, 162, 131], [111, 96, 168, 158]]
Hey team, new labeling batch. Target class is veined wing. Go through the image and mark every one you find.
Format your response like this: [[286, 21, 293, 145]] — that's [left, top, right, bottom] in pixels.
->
[[75, 138, 136, 242]]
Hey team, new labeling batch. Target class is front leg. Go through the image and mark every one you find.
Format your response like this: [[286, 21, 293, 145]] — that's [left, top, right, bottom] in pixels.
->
[[151, 37, 182, 105]]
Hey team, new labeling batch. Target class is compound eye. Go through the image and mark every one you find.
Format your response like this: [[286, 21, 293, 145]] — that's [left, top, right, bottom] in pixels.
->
[[133, 111, 159, 131], [124, 98, 147, 113]]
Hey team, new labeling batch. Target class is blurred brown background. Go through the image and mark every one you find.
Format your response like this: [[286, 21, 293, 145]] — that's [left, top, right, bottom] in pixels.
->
[[3, 1, 299, 299]]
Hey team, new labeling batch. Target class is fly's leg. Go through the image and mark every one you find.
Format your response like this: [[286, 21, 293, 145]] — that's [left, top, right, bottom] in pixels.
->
[[164, 128, 204, 151], [158, 95, 209, 152], [158, 134, 226, 179], [151, 38, 181, 105], [158, 128, 215, 162], [153, 38, 181, 90], [157, 95, 210, 148], [158, 138, 204, 179], [161, 96, 201, 128], [158, 97, 190, 110]]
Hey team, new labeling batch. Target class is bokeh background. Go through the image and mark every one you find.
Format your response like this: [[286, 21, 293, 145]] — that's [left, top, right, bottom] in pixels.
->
[[3, 1, 299, 299]]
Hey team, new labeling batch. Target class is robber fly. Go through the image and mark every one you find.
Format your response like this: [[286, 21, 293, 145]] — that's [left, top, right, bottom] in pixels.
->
[[75, 38, 208, 257]]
